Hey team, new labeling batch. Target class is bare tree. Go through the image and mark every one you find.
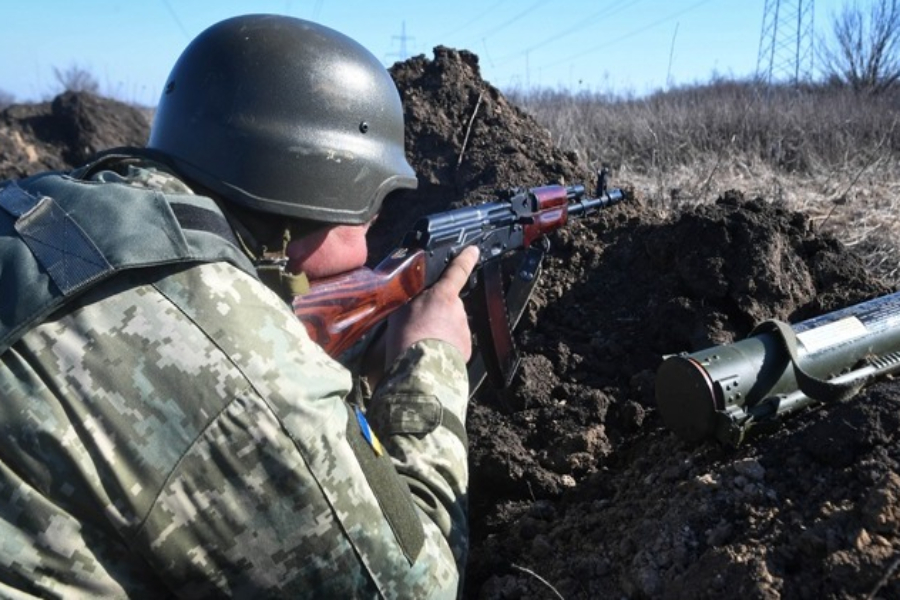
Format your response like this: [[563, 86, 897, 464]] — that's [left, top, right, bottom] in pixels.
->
[[819, 0, 900, 94], [52, 63, 100, 95]]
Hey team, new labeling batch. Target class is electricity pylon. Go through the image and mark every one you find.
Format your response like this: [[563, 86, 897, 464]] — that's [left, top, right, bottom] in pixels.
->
[[756, 0, 815, 84]]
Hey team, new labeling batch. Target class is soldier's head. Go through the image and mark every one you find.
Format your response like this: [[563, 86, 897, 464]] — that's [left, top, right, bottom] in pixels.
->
[[147, 14, 416, 267]]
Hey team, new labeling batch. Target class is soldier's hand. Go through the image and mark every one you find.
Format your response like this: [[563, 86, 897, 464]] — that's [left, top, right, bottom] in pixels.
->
[[385, 246, 480, 365]]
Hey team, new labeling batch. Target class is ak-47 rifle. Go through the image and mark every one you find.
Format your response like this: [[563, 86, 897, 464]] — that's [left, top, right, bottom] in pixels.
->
[[292, 170, 627, 391]]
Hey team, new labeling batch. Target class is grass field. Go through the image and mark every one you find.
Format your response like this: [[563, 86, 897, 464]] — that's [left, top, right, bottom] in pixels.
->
[[510, 80, 900, 286]]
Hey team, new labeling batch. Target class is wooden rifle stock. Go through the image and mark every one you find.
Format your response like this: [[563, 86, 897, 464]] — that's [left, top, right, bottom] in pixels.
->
[[292, 247, 428, 357]]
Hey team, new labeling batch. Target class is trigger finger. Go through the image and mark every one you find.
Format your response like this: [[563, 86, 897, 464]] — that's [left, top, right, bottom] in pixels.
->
[[442, 246, 480, 292]]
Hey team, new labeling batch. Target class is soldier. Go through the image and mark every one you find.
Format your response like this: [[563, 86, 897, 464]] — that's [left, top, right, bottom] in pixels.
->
[[0, 14, 476, 598]]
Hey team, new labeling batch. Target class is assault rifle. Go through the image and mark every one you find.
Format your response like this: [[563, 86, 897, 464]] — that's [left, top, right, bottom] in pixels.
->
[[656, 290, 900, 446], [292, 170, 627, 391]]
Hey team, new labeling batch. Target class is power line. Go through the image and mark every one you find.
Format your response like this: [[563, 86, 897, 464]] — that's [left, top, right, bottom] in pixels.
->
[[457, 0, 551, 48], [436, 0, 510, 41], [491, 0, 646, 66], [311, 0, 325, 21], [530, 0, 717, 79], [158, 0, 190, 40], [481, 37, 496, 68]]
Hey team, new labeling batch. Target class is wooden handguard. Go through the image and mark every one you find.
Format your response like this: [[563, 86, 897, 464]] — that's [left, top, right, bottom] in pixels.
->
[[522, 185, 570, 246]]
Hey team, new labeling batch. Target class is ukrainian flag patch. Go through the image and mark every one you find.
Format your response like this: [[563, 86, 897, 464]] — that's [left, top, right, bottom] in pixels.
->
[[355, 406, 384, 456]]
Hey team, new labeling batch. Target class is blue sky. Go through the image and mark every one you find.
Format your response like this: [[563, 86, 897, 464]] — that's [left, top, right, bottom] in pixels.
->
[[2, 0, 846, 106]]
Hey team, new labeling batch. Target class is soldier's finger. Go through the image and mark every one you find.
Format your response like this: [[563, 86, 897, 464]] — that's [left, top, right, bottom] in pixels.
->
[[438, 246, 480, 294]]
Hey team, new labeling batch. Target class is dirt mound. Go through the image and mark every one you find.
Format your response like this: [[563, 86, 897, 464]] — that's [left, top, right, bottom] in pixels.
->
[[389, 48, 900, 599], [390, 46, 590, 194], [0, 91, 150, 180], [465, 195, 899, 599], [370, 47, 594, 259], [3, 49, 900, 599]]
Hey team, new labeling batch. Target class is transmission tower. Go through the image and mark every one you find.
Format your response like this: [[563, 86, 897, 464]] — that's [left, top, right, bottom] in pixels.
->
[[756, 0, 815, 84], [386, 21, 415, 62]]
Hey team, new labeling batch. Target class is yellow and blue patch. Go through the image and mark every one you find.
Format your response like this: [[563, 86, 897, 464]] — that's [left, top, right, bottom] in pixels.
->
[[354, 406, 384, 456]]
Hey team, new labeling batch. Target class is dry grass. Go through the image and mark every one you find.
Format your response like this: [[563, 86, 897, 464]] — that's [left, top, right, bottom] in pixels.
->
[[510, 80, 900, 286]]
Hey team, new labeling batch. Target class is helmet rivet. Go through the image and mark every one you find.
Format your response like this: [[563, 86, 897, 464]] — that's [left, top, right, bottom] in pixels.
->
[[359, 121, 369, 134], [165, 81, 176, 95]]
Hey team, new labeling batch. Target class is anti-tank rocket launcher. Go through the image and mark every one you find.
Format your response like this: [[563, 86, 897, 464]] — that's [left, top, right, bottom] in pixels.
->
[[655, 291, 900, 445]]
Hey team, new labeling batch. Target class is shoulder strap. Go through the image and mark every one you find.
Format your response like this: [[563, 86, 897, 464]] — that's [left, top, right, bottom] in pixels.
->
[[1, 181, 112, 296], [0, 173, 256, 355], [750, 319, 867, 403]]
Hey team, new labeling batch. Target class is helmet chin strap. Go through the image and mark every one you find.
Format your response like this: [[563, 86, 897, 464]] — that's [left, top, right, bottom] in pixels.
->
[[242, 231, 311, 300], [256, 258, 310, 299], [209, 199, 311, 299]]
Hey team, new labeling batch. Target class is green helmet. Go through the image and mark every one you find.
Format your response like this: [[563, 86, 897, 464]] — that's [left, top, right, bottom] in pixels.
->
[[147, 14, 417, 225]]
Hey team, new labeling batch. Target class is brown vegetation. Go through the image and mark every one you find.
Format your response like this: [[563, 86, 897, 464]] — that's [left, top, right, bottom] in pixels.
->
[[512, 81, 900, 284]]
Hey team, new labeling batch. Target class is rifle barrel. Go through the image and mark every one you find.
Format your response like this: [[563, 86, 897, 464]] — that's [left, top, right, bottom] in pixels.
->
[[568, 188, 626, 218]]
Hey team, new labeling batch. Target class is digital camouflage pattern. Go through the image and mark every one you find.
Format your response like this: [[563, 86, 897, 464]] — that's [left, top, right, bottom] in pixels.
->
[[0, 162, 470, 598]]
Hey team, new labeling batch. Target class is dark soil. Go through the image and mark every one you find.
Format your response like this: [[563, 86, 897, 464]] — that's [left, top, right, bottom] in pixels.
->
[[0, 91, 150, 180], [3, 48, 899, 599]]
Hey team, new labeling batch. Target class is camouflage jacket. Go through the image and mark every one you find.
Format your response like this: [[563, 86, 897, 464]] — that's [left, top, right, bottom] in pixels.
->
[[0, 159, 469, 598]]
